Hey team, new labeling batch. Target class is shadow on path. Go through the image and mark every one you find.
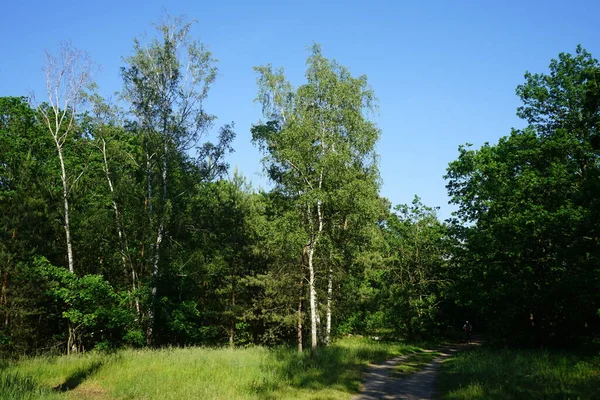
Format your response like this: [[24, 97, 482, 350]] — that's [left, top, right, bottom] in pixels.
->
[[352, 339, 484, 400], [53, 361, 103, 392]]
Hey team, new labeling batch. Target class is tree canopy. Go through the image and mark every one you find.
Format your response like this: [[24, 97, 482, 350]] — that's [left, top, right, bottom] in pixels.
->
[[0, 17, 598, 356]]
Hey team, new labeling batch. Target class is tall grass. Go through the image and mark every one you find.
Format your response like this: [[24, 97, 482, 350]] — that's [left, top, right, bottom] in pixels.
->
[[0, 371, 59, 400], [438, 347, 600, 400], [0, 337, 421, 399]]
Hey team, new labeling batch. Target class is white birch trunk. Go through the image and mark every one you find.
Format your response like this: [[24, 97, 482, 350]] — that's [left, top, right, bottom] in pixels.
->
[[307, 242, 318, 353], [325, 265, 333, 346], [55, 141, 75, 274], [308, 190, 325, 354], [40, 43, 93, 278], [297, 274, 303, 352], [101, 139, 139, 314], [152, 139, 167, 288]]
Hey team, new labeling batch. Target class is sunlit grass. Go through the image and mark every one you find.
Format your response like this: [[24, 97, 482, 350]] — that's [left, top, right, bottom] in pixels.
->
[[438, 347, 600, 399], [0, 337, 422, 399]]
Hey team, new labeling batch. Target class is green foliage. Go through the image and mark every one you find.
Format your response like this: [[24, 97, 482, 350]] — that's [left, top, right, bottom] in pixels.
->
[[445, 46, 600, 346], [36, 257, 132, 350], [4, 12, 600, 360], [253, 44, 382, 349], [347, 197, 451, 340]]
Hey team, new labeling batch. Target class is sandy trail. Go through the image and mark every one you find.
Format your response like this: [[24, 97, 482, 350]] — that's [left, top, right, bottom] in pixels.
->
[[352, 339, 482, 400]]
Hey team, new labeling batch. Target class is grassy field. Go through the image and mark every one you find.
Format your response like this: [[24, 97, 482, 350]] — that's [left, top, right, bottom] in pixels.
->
[[0, 337, 422, 400], [438, 347, 600, 400]]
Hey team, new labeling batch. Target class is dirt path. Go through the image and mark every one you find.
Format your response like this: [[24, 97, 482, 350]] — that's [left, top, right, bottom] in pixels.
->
[[352, 340, 482, 400]]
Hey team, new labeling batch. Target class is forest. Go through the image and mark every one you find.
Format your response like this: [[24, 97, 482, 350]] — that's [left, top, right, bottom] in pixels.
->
[[1, 15, 599, 363]]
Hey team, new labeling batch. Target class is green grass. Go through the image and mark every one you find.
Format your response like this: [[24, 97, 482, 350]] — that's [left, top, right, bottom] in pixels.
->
[[0, 371, 59, 400], [438, 347, 600, 400], [0, 337, 422, 400], [392, 351, 440, 377]]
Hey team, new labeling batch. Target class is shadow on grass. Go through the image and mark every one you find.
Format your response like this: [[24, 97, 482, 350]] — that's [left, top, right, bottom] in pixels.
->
[[438, 347, 600, 400], [53, 360, 104, 392], [252, 339, 421, 399]]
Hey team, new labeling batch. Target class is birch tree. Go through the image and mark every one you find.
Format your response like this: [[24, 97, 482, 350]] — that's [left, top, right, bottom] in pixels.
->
[[88, 96, 141, 314], [252, 45, 380, 353], [39, 43, 94, 274], [121, 15, 227, 344]]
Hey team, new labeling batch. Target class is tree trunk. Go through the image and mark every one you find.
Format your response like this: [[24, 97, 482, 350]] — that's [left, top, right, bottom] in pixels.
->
[[307, 191, 324, 356], [297, 274, 303, 353], [56, 143, 74, 274], [101, 139, 139, 314], [148, 138, 168, 345], [2, 270, 8, 327], [229, 270, 236, 349], [67, 323, 79, 355], [307, 243, 318, 355], [325, 265, 333, 346]]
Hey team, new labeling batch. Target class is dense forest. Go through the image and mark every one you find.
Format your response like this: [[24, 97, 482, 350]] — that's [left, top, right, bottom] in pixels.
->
[[1, 16, 599, 358]]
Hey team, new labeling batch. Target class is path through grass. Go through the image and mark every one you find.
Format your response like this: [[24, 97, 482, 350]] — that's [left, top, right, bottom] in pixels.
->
[[0, 337, 422, 400], [392, 351, 440, 377]]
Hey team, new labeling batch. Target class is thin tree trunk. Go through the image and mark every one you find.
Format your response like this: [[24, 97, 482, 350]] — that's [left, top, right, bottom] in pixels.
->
[[307, 167, 325, 355], [143, 147, 153, 344], [151, 147, 167, 279], [229, 269, 236, 349], [297, 273, 303, 353], [67, 324, 79, 355], [55, 143, 74, 274], [146, 151, 153, 215], [152, 139, 167, 278], [325, 264, 333, 346], [307, 242, 318, 354], [306, 199, 322, 356], [101, 139, 139, 314], [141, 149, 153, 263], [148, 138, 167, 345], [2, 271, 8, 327]]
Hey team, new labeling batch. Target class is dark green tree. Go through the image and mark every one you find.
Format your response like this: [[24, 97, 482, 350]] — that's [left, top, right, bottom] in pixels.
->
[[445, 47, 600, 346]]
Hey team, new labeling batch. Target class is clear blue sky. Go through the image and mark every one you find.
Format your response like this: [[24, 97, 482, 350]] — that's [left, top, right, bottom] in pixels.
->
[[2, 0, 599, 219]]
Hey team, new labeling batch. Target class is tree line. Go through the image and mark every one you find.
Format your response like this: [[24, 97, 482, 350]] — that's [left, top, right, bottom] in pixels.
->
[[1, 16, 598, 356]]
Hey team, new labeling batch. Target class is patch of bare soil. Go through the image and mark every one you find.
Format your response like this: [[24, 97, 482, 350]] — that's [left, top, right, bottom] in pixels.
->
[[66, 383, 108, 399]]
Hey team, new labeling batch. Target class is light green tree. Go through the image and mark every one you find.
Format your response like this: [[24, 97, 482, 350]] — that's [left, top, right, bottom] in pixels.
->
[[121, 15, 233, 344], [253, 45, 380, 353]]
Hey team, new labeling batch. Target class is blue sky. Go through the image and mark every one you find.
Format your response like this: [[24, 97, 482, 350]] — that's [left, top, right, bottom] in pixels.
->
[[2, 0, 599, 219]]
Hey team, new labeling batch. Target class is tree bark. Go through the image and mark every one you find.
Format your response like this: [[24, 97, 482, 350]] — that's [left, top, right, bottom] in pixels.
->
[[55, 142, 74, 274], [101, 139, 139, 314], [67, 323, 79, 355], [41, 43, 92, 276], [229, 269, 236, 349], [307, 242, 318, 355], [307, 173, 325, 355], [2, 271, 8, 327], [148, 135, 168, 345], [297, 273, 303, 353], [325, 265, 333, 346]]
